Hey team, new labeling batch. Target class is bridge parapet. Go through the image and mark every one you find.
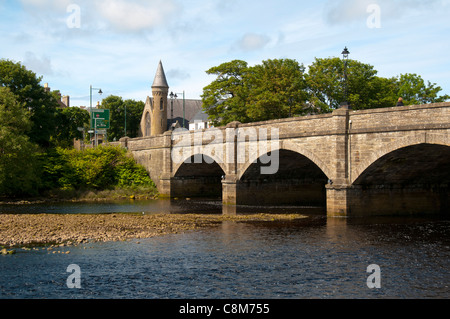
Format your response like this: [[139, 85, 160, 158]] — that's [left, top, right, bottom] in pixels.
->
[[348, 102, 450, 133]]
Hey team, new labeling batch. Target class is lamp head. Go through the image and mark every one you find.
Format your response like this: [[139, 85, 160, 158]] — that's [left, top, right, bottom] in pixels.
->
[[342, 47, 350, 59]]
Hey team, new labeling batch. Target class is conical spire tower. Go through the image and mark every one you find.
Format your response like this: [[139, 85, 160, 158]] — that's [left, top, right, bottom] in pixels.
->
[[151, 60, 169, 136], [152, 60, 169, 89]]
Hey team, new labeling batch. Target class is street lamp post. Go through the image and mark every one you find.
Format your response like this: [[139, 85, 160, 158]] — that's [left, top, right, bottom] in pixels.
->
[[90, 85, 103, 113], [124, 103, 127, 138], [341, 47, 350, 109], [90, 85, 103, 144], [169, 92, 175, 128], [170, 91, 186, 129]]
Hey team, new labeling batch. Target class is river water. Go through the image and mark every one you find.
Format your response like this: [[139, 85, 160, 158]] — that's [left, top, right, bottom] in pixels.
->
[[0, 199, 449, 299]]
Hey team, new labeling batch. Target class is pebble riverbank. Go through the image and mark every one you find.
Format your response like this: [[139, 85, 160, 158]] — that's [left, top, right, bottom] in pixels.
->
[[0, 213, 307, 249]]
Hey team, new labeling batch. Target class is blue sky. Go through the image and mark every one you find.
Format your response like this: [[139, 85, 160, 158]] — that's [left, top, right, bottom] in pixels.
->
[[1, 0, 450, 107]]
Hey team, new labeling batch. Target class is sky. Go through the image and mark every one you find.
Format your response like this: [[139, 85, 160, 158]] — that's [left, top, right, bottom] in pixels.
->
[[1, 0, 450, 107]]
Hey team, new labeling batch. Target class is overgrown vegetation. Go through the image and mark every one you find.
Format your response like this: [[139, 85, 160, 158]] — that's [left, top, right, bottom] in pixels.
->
[[0, 59, 156, 200], [38, 146, 156, 192], [0, 144, 157, 199]]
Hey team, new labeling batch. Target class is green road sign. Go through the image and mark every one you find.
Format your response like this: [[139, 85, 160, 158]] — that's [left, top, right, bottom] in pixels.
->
[[91, 109, 110, 129]]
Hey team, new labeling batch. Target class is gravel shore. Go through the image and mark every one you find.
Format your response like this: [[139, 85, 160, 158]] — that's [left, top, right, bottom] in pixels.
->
[[0, 213, 307, 248]]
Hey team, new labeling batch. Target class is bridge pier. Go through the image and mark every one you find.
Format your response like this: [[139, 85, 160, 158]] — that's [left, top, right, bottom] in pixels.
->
[[158, 175, 172, 198], [326, 185, 351, 217], [222, 175, 238, 206]]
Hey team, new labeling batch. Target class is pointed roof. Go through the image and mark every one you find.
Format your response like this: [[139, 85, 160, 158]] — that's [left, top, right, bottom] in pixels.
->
[[152, 60, 169, 89]]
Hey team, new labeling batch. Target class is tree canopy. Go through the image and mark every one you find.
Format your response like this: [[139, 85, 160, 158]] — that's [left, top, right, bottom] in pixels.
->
[[202, 57, 450, 125], [202, 59, 309, 126], [101, 95, 145, 141], [0, 59, 59, 148], [0, 87, 40, 196]]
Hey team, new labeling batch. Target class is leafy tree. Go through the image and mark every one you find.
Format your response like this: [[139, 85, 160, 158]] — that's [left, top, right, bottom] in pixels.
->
[[307, 57, 379, 111], [201, 60, 250, 126], [0, 59, 59, 148], [245, 59, 308, 121], [202, 59, 308, 125], [365, 76, 399, 109], [395, 73, 450, 105], [124, 99, 145, 138], [101, 95, 145, 141], [306, 57, 344, 112], [0, 87, 40, 196], [52, 107, 90, 148]]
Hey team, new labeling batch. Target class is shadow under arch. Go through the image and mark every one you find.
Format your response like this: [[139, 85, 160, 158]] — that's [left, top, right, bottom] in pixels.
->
[[237, 149, 329, 208], [171, 154, 225, 199], [350, 143, 450, 216]]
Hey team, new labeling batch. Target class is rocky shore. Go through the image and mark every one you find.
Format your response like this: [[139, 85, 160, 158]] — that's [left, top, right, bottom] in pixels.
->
[[0, 213, 307, 248]]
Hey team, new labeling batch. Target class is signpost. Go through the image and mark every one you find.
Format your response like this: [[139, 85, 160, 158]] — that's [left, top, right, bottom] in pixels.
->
[[91, 109, 110, 147]]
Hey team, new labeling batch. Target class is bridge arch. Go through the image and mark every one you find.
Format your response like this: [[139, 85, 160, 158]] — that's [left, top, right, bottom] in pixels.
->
[[350, 141, 450, 215], [351, 133, 449, 185], [236, 148, 329, 207], [172, 151, 228, 178], [238, 141, 333, 182], [171, 153, 226, 199]]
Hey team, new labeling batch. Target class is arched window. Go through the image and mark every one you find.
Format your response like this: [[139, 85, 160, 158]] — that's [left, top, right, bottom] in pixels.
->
[[145, 112, 151, 136], [160, 98, 164, 111]]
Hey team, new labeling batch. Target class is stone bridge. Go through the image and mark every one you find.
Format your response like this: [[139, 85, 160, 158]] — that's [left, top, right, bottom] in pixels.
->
[[118, 103, 450, 217]]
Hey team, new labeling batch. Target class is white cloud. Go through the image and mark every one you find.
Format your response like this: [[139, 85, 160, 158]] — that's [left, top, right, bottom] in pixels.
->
[[96, 0, 177, 32], [237, 33, 271, 51], [324, 0, 444, 26], [19, 0, 179, 34], [23, 51, 54, 76]]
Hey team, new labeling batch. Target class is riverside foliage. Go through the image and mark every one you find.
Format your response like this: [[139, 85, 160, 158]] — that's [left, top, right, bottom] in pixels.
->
[[37, 146, 156, 194], [0, 145, 156, 198], [0, 59, 155, 198]]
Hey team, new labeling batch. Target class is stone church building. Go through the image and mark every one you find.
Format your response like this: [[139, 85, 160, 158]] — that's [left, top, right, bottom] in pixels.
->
[[139, 61, 204, 137]]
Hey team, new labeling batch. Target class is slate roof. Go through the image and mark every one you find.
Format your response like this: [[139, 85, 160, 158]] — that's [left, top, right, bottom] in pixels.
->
[[191, 109, 210, 122], [147, 97, 203, 128]]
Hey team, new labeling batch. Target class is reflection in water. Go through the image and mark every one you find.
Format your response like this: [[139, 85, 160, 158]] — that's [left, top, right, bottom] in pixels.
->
[[0, 198, 326, 216], [0, 199, 448, 299]]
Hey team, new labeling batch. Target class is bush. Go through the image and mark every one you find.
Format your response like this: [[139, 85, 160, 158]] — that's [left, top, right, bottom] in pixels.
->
[[38, 146, 155, 193]]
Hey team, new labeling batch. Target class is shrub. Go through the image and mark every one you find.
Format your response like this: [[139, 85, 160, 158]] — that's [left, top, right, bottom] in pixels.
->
[[38, 146, 155, 193]]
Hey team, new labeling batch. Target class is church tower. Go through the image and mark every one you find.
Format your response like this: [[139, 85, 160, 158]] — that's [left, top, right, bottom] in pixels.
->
[[151, 61, 169, 136]]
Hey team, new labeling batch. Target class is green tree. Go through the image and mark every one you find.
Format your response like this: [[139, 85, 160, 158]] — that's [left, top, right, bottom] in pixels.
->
[[201, 60, 250, 126], [123, 99, 145, 138], [202, 59, 308, 125], [0, 87, 40, 196], [101, 96, 144, 141], [307, 57, 379, 111], [52, 107, 90, 148], [0, 59, 59, 148], [245, 59, 308, 121], [395, 73, 450, 105], [365, 76, 399, 109]]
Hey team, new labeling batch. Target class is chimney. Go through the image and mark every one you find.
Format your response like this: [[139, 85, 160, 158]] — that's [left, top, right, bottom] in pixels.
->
[[63, 96, 70, 107]]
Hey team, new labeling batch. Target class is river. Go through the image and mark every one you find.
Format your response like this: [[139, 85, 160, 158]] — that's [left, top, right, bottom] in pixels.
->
[[0, 199, 449, 299]]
